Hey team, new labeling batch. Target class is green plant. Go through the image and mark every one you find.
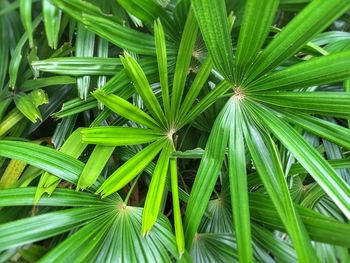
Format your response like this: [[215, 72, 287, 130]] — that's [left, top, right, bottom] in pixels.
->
[[1, 0, 350, 262]]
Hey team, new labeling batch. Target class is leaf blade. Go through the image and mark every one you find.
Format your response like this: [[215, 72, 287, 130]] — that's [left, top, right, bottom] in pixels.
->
[[0, 207, 104, 251], [249, 50, 350, 91], [178, 80, 231, 128], [76, 23, 95, 100], [235, 0, 279, 81], [121, 53, 167, 128], [184, 100, 233, 247], [228, 103, 253, 262], [252, 91, 350, 118], [43, 0, 62, 49], [93, 90, 162, 131], [191, 0, 234, 81], [171, 9, 198, 119], [178, 56, 213, 118], [142, 141, 172, 235], [280, 110, 350, 149], [19, 0, 33, 47], [0, 141, 84, 184], [81, 127, 163, 146], [170, 158, 185, 256], [250, 102, 350, 219], [97, 139, 167, 197], [242, 105, 318, 261], [31, 57, 122, 76], [77, 145, 115, 190], [154, 19, 170, 119], [245, 0, 350, 83]]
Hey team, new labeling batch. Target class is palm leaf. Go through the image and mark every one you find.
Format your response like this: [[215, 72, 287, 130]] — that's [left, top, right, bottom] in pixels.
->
[[170, 157, 185, 256], [281, 110, 350, 149], [0, 207, 105, 251], [228, 103, 253, 262], [142, 141, 172, 235], [249, 50, 350, 91], [0, 141, 84, 184], [171, 9, 198, 118], [96, 139, 167, 197], [184, 100, 233, 247], [93, 91, 162, 131], [245, 0, 350, 82], [121, 52, 167, 128], [81, 127, 163, 146], [191, 0, 235, 81], [32, 57, 122, 76], [250, 102, 350, 219], [249, 192, 350, 247], [154, 19, 171, 119], [242, 105, 318, 262], [190, 233, 239, 263], [252, 92, 350, 118], [235, 0, 279, 81], [77, 145, 115, 190], [42, 0, 61, 49], [40, 205, 179, 262], [19, 0, 33, 48]]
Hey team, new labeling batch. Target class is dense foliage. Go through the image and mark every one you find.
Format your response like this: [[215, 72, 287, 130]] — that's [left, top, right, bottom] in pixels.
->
[[1, 0, 350, 262]]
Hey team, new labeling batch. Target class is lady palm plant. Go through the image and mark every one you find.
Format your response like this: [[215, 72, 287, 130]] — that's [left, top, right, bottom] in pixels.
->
[[0, 0, 350, 262]]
